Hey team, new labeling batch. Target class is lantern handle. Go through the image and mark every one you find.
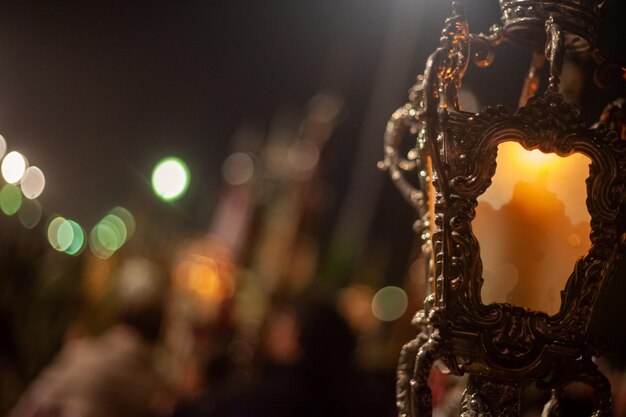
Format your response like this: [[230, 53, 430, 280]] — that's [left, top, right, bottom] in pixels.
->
[[380, 104, 427, 215]]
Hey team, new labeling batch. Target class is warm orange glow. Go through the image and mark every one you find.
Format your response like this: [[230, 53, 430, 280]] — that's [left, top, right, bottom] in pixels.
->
[[172, 237, 236, 320], [427, 156, 436, 295], [174, 255, 234, 303], [475, 142, 591, 315], [484, 142, 590, 223], [516, 147, 558, 168], [83, 256, 115, 303]]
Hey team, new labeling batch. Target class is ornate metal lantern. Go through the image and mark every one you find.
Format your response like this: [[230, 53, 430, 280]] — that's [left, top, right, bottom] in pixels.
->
[[381, 1, 626, 416]]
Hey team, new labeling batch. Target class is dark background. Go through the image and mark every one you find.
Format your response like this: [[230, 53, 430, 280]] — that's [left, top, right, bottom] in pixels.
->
[[0, 0, 622, 229], [0, 0, 625, 413]]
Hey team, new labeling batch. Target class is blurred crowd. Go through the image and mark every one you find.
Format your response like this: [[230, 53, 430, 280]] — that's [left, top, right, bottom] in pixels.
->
[[0, 220, 401, 417], [3, 234, 626, 417], [5, 262, 396, 417], [0, 91, 411, 417]]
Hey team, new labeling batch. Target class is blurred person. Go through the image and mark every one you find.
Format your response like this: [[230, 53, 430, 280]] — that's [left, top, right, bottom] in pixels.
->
[[168, 304, 291, 417], [244, 300, 395, 417], [0, 215, 65, 414], [1, 316, 23, 415], [170, 350, 239, 417], [9, 257, 173, 417]]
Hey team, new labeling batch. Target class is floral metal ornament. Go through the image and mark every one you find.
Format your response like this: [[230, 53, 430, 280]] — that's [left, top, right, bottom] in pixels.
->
[[381, 2, 626, 417]]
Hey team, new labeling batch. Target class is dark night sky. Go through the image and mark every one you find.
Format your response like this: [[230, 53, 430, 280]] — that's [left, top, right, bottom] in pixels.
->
[[0, 0, 623, 236], [0, 0, 398, 228]]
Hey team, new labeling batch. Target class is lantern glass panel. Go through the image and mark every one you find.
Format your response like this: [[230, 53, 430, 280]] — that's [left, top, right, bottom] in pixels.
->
[[474, 142, 591, 315]]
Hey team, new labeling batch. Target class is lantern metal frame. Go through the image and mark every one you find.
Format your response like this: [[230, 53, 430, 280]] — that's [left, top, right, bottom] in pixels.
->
[[382, 2, 626, 417]]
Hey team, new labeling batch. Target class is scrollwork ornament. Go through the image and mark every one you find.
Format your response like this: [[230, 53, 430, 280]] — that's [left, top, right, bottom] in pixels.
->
[[538, 358, 613, 417], [436, 2, 470, 88], [469, 25, 504, 69], [541, 389, 561, 417], [391, 90, 626, 417], [385, 3, 626, 417], [598, 98, 626, 140], [445, 91, 626, 356], [460, 390, 488, 417], [545, 17, 565, 92], [380, 76, 433, 242], [460, 377, 521, 417], [397, 324, 428, 417], [396, 306, 448, 417]]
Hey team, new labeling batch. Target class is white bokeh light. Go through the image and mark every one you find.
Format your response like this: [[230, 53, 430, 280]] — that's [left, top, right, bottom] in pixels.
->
[[2, 151, 28, 184], [0, 135, 6, 160], [222, 152, 255, 185], [151, 157, 190, 201], [20, 166, 46, 199]]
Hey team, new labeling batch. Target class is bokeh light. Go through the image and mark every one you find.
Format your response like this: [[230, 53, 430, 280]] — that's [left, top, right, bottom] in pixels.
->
[[65, 220, 85, 255], [88, 208, 135, 259], [18, 198, 42, 228], [151, 157, 190, 201], [0, 135, 6, 160], [2, 151, 28, 184], [308, 92, 343, 124], [0, 184, 23, 215], [338, 285, 378, 332], [172, 237, 237, 320], [57, 220, 75, 251], [20, 166, 46, 199], [93, 222, 118, 251], [222, 152, 255, 185], [371, 286, 408, 322], [47, 216, 87, 255], [110, 206, 136, 239], [99, 214, 127, 251], [287, 140, 320, 174], [47, 216, 66, 251], [89, 224, 115, 259]]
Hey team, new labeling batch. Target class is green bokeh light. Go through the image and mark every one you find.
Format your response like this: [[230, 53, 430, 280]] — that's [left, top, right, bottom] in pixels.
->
[[89, 225, 114, 259], [65, 220, 85, 255], [371, 286, 408, 322], [0, 184, 22, 215], [48, 216, 85, 255], [94, 222, 118, 252], [151, 157, 190, 201], [88, 208, 135, 259], [110, 206, 135, 239], [56, 220, 75, 252], [100, 214, 127, 250]]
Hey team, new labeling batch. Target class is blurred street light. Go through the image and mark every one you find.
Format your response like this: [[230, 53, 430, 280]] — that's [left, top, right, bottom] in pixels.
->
[[20, 166, 46, 199], [151, 157, 190, 201], [0, 135, 6, 160], [88, 208, 136, 259], [2, 151, 28, 184], [371, 286, 408, 322], [0, 184, 22, 215]]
